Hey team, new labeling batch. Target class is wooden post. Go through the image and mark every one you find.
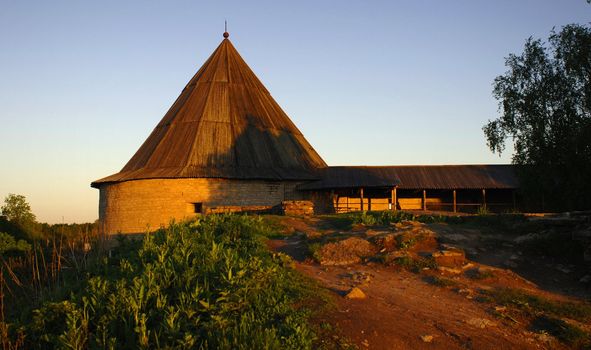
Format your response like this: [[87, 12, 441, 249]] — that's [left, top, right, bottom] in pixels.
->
[[360, 188, 364, 211], [391, 187, 397, 211], [482, 189, 487, 210], [453, 190, 457, 213], [512, 190, 517, 212], [368, 197, 372, 211], [423, 190, 427, 211]]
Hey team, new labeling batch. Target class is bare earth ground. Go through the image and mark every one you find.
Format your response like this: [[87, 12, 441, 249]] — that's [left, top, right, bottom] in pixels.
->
[[267, 214, 591, 350]]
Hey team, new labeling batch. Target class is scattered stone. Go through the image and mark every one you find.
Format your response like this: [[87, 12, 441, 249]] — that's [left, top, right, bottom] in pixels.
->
[[432, 249, 465, 267], [437, 266, 462, 274], [443, 233, 468, 241], [365, 229, 388, 237], [466, 318, 496, 329], [579, 275, 591, 284], [281, 200, 314, 215], [533, 332, 554, 344], [514, 233, 541, 243], [420, 335, 433, 343], [584, 245, 591, 262], [371, 233, 399, 252], [503, 260, 518, 269], [361, 339, 370, 347], [402, 220, 422, 227], [494, 306, 507, 312], [458, 288, 473, 295], [462, 263, 475, 270], [555, 265, 571, 274], [345, 287, 367, 299], [343, 271, 373, 286], [317, 237, 377, 266]]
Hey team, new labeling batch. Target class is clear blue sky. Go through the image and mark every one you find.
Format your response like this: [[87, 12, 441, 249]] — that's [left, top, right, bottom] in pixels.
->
[[1, 1, 589, 223]]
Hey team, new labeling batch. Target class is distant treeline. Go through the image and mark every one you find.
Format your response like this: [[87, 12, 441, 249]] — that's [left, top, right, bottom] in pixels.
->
[[0, 216, 98, 242]]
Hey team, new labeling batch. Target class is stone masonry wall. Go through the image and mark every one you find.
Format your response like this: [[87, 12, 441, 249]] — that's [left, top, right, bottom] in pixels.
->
[[98, 178, 301, 234]]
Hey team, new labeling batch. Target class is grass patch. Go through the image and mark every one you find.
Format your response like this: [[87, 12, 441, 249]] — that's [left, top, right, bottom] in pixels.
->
[[308, 242, 324, 262], [518, 231, 586, 265], [393, 256, 437, 273], [2, 214, 327, 349], [458, 214, 531, 235], [483, 288, 591, 323], [317, 215, 356, 230], [531, 316, 591, 348], [424, 276, 458, 287], [314, 322, 358, 350], [465, 268, 495, 280], [260, 215, 292, 238], [483, 288, 591, 347], [319, 211, 462, 229], [396, 232, 424, 249]]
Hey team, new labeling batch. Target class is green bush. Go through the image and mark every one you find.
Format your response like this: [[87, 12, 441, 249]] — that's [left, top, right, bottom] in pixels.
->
[[339, 210, 460, 227], [3, 215, 318, 349], [0, 231, 31, 255], [476, 206, 490, 216]]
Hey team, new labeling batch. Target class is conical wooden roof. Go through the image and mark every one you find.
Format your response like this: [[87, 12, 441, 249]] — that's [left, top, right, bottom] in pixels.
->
[[92, 35, 326, 187]]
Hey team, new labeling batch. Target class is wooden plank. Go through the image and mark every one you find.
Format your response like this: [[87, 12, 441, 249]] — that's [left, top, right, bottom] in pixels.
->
[[453, 190, 457, 213], [398, 198, 422, 210], [423, 190, 427, 211]]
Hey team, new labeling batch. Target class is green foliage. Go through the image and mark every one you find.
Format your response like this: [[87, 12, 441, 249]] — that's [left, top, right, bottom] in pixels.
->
[[322, 211, 460, 229], [465, 268, 495, 280], [476, 206, 490, 216], [1, 194, 36, 225], [3, 215, 318, 349], [425, 276, 458, 287], [357, 211, 378, 226], [395, 232, 422, 249], [0, 231, 31, 255], [484, 23, 591, 211], [1, 194, 98, 242], [1, 193, 40, 239], [307, 242, 324, 262], [482, 287, 591, 347], [393, 256, 437, 273]]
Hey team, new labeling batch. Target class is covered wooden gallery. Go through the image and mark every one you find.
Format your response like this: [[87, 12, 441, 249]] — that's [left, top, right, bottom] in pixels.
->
[[299, 165, 519, 213]]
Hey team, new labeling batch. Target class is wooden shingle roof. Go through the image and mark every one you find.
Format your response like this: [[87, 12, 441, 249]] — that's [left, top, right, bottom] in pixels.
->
[[298, 165, 518, 190], [92, 35, 326, 187]]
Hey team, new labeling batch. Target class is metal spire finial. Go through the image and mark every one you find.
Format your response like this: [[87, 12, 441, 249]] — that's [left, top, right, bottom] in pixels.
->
[[223, 20, 229, 38]]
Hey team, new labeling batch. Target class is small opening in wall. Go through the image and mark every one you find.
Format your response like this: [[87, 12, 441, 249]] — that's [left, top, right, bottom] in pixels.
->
[[193, 203, 203, 214]]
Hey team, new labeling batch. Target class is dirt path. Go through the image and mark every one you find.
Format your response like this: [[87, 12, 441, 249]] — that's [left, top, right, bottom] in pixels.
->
[[271, 236, 550, 350]]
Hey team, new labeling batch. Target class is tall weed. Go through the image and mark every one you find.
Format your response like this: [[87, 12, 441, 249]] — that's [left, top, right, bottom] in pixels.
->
[[2, 215, 317, 349]]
